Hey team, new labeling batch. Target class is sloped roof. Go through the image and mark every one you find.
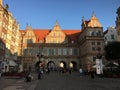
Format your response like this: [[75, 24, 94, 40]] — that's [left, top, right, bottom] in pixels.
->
[[103, 30, 108, 35], [20, 29, 81, 43]]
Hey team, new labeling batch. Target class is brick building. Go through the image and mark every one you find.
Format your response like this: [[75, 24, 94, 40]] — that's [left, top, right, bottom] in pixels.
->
[[19, 14, 105, 71]]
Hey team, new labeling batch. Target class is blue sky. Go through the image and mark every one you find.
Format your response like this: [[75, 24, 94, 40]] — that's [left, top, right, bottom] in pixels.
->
[[3, 0, 120, 31]]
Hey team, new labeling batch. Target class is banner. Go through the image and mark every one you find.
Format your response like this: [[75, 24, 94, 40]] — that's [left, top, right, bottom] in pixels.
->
[[96, 59, 103, 74]]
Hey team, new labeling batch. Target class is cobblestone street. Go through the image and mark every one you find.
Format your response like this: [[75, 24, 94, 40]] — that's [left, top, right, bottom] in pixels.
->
[[35, 72, 120, 90], [0, 72, 120, 90]]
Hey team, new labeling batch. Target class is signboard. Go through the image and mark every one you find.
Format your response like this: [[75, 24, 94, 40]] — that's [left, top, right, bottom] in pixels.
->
[[96, 59, 103, 74]]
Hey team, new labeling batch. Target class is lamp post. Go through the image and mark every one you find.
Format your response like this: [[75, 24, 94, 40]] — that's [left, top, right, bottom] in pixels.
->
[[36, 44, 44, 72], [37, 44, 44, 79], [19, 32, 24, 72]]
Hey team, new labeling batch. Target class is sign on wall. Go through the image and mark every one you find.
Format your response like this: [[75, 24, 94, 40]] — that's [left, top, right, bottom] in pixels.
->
[[96, 59, 103, 74]]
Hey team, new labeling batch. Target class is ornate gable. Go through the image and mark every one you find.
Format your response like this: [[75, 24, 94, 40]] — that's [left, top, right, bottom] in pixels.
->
[[24, 25, 36, 43], [88, 14, 102, 27], [45, 21, 67, 43]]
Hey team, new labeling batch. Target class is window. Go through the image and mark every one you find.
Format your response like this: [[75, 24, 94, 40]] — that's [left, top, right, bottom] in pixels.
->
[[27, 39, 33, 43], [93, 56, 96, 62], [49, 48, 51, 56], [69, 48, 73, 55], [46, 48, 49, 56], [51, 48, 54, 55], [58, 48, 62, 55], [73, 48, 79, 55], [105, 37, 107, 41], [63, 48, 67, 55], [97, 47, 101, 51], [91, 42, 95, 45], [96, 31, 101, 36], [92, 47, 96, 51], [53, 48, 56, 55], [89, 31, 94, 36], [111, 34, 114, 40], [97, 42, 101, 45]]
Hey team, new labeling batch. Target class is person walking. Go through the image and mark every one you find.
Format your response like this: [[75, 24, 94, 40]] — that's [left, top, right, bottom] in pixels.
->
[[79, 68, 83, 76], [90, 69, 95, 79], [38, 70, 41, 79]]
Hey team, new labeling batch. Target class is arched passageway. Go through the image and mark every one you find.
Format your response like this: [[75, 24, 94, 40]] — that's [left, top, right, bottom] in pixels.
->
[[59, 61, 67, 69], [69, 61, 78, 71], [47, 61, 56, 71]]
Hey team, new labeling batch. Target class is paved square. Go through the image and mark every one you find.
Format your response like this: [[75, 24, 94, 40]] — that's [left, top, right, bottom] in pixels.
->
[[35, 72, 120, 90], [1, 72, 120, 90]]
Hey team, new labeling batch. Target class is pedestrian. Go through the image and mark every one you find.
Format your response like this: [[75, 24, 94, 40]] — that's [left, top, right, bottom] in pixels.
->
[[25, 72, 32, 82], [90, 69, 95, 79], [69, 69, 71, 74], [38, 70, 41, 79], [0, 72, 1, 78], [79, 68, 83, 76]]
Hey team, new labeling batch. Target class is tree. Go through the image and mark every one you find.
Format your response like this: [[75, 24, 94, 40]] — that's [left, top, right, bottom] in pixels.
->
[[104, 41, 120, 66]]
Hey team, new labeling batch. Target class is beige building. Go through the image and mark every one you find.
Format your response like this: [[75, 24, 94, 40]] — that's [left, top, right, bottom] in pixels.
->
[[0, 0, 19, 72]]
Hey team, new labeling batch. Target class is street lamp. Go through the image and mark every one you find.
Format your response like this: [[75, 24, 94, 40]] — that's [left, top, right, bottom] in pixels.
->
[[19, 32, 24, 72], [36, 44, 44, 72]]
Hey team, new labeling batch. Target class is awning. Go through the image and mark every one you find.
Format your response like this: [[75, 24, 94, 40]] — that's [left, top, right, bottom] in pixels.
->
[[9, 60, 18, 66], [105, 62, 119, 68], [92, 64, 104, 68]]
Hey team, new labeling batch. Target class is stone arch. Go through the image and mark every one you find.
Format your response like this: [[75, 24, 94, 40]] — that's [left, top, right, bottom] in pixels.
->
[[69, 61, 78, 71], [59, 61, 67, 69], [47, 61, 56, 71]]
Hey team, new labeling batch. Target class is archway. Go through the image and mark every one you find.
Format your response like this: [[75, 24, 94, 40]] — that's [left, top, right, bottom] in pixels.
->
[[69, 61, 78, 71], [47, 61, 56, 71], [59, 61, 67, 69]]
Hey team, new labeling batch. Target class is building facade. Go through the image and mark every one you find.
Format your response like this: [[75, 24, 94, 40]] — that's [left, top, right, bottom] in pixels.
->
[[116, 7, 120, 41], [19, 14, 105, 72], [20, 22, 81, 71], [0, 0, 19, 72], [0, 38, 5, 73], [104, 26, 117, 44], [79, 14, 104, 71]]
